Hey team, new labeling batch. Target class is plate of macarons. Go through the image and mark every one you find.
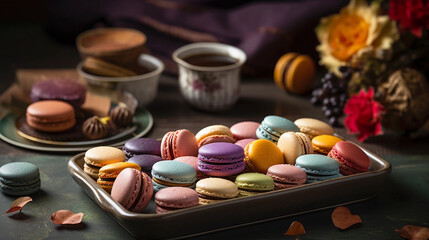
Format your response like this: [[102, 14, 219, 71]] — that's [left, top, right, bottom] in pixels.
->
[[0, 79, 153, 152], [68, 115, 391, 239]]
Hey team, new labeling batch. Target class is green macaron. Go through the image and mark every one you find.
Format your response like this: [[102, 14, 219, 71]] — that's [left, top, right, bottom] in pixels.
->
[[235, 172, 274, 197], [0, 162, 41, 196]]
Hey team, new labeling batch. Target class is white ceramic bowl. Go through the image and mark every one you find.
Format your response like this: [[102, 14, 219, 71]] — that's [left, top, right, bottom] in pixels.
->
[[77, 54, 164, 107]]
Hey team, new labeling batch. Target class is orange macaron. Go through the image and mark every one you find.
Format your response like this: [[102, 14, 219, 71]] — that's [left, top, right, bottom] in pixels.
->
[[312, 135, 343, 155], [274, 53, 315, 94], [26, 100, 76, 132]]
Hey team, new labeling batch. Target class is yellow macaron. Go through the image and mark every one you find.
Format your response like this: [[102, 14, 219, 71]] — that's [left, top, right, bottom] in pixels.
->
[[244, 139, 284, 173], [274, 52, 315, 94], [97, 162, 141, 193], [312, 135, 343, 155]]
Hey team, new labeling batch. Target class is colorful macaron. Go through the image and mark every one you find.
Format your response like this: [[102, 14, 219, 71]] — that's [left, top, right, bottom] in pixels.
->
[[328, 141, 370, 176], [97, 162, 141, 193], [266, 164, 307, 189], [295, 154, 341, 183], [0, 162, 41, 196], [111, 168, 153, 213], [122, 138, 161, 159], [198, 142, 246, 177], [30, 79, 87, 107], [195, 177, 239, 204], [277, 132, 313, 165], [244, 139, 284, 173], [294, 118, 334, 139], [195, 125, 235, 147], [26, 100, 76, 132], [151, 160, 197, 192], [174, 156, 207, 180], [155, 187, 199, 213], [161, 129, 198, 160], [256, 115, 300, 143], [84, 146, 126, 179], [230, 121, 260, 140], [127, 154, 163, 177], [312, 135, 343, 155], [274, 52, 315, 94], [235, 172, 274, 197]]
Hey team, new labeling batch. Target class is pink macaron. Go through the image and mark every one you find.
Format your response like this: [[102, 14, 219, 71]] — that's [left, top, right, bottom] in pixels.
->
[[111, 168, 153, 213], [235, 138, 257, 149], [155, 187, 199, 213], [266, 164, 307, 189], [230, 121, 260, 140], [328, 141, 370, 176], [161, 129, 198, 160]]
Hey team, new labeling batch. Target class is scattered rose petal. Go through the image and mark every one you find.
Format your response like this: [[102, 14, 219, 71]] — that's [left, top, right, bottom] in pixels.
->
[[395, 225, 429, 240], [331, 206, 362, 230], [50, 210, 84, 225], [285, 221, 306, 236], [5, 196, 32, 214]]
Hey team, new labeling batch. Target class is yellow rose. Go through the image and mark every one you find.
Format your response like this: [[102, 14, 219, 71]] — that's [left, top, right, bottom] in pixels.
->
[[316, 0, 399, 75]]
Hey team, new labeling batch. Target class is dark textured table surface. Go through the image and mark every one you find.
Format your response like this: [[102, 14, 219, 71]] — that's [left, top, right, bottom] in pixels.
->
[[0, 24, 428, 240]]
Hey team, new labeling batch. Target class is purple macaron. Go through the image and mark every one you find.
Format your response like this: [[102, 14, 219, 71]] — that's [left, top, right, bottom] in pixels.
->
[[198, 142, 246, 177], [128, 154, 163, 177], [30, 79, 87, 107], [123, 138, 161, 159]]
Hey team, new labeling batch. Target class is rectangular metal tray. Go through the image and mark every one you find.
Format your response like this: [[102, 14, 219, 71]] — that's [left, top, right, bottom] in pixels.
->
[[68, 146, 391, 239]]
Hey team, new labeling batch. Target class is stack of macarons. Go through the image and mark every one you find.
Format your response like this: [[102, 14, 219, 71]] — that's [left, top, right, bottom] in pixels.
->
[[80, 115, 372, 213]]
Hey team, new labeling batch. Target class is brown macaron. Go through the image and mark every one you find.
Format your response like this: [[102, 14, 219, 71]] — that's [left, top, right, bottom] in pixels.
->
[[274, 53, 315, 94], [26, 100, 76, 132]]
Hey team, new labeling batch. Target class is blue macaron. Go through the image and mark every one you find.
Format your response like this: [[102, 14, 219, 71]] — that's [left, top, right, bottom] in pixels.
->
[[122, 138, 161, 159], [256, 115, 300, 143], [0, 162, 41, 196], [295, 154, 341, 183], [151, 160, 197, 192]]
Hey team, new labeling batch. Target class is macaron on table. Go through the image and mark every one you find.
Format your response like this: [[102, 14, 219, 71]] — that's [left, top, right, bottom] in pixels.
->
[[67, 115, 391, 239]]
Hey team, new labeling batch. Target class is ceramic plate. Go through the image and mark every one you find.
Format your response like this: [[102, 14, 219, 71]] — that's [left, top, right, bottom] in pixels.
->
[[0, 108, 153, 152]]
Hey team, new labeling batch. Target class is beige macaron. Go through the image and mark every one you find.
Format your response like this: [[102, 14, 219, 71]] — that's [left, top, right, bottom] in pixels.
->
[[277, 132, 313, 165], [195, 177, 239, 204], [294, 118, 334, 139], [84, 146, 126, 179]]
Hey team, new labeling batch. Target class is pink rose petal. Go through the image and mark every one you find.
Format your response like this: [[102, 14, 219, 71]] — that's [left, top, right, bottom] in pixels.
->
[[50, 210, 84, 225], [6, 196, 32, 214]]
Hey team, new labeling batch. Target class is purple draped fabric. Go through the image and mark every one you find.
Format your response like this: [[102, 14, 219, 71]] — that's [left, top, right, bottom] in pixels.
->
[[46, 0, 348, 77]]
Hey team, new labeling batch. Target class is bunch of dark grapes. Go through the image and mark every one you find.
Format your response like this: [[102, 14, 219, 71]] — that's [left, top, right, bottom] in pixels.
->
[[311, 66, 353, 127]]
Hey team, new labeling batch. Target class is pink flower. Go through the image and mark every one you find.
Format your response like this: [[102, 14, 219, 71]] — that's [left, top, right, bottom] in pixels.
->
[[344, 88, 385, 142], [388, 0, 429, 37]]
